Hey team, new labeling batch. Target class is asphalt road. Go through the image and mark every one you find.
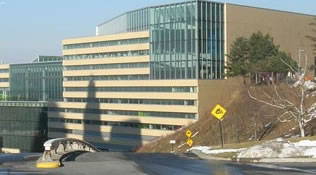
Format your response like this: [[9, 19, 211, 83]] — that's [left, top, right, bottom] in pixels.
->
[[1, 152, 316, 175]]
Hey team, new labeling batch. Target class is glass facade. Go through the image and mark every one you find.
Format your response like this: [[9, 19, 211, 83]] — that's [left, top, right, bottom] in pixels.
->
[[150, 1, 224, 79], [9, 61, 63, 101], [0, 88, 9, 101], [32, 56, 63, 63], [97, 0, 225, 80], [0, 102, 48, 152], [97, 8, 150, 35]]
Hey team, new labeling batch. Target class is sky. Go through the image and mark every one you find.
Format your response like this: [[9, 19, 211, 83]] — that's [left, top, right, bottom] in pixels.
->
[[0, 0, 315, 64]]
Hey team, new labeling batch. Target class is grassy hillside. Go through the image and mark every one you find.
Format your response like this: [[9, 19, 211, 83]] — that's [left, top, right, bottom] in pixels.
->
[[137, 79, 316, 153]]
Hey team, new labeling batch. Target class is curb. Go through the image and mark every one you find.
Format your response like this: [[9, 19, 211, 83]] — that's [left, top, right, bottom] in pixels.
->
[[234, 157, 316, 163], [36, 161, 61, 168]]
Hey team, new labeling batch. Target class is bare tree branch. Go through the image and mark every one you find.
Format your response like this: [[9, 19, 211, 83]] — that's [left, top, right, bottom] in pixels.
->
[[278, 111, 292, 122], [280, 57, 298, 76], [247, 54, 316, 137], [248, 89, 284, 109]]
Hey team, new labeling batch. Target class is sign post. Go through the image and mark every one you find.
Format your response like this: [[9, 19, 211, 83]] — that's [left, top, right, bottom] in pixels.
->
[[211, 104, 227, 148], [170, 140, 176, 152], [185, 129, 194, 147], [219, 120, 224, 148]]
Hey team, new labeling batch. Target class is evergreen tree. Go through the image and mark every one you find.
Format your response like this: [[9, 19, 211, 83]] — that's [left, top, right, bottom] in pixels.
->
[[248, 32, 279, 73], [226, 32, 297, 79], [225, 37, 250, 78]]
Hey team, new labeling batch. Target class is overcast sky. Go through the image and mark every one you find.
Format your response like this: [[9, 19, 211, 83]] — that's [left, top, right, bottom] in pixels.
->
[[0, 0, 315, 63]]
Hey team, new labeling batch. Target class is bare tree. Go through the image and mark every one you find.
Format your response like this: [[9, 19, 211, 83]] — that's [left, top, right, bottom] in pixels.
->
[[248, 55, 316, 137]]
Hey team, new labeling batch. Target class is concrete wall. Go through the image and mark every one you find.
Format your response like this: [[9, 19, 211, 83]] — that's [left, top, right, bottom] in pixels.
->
[[226, 4, 316, 77], [198, 77, 244, 118]]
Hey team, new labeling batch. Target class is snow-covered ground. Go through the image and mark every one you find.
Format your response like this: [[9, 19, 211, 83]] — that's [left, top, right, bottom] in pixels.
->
[[189, 138, 316, 159], [189, 146, 245, 155], [237, 138, 316, 158]]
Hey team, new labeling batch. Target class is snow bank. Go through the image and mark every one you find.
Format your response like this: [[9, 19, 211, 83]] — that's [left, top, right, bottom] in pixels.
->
[[189, 146, 245, 155], [203, 148, 246, 154], [293, 140, 316, 147], [303, 147, 316, 158], [190, 139, 316, 159], [189, 146, 210, 153], [237, 138, 316, 158]]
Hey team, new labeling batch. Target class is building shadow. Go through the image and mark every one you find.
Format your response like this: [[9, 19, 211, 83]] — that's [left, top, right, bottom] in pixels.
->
[[46, 79, 143, 155], [82, 79, 142, 152], [109, 119, 142, 152], [83, 80, 102, 150]]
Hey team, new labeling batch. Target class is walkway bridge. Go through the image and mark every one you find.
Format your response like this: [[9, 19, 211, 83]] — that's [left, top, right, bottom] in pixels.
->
[[38, 138, 101, 162]]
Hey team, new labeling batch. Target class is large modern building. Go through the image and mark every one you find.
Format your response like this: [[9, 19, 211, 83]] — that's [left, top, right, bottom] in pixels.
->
[[0, 56, 62, 152], [46, 1, 315, 151], [1, 56, 63, 101], [0, 1, 315, 152]]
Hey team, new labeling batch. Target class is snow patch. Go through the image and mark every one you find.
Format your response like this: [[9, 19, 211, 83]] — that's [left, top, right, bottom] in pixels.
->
[[304, 147, 316, 158], [293, 140, 316, 147], [189, 146, 210, 152], [190, 139, 316, 159], [189, 146, 245, 155], [237, 138, 316, 158]]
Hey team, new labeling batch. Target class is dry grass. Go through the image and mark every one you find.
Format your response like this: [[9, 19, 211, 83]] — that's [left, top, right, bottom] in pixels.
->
[[137, 81, 316, 153]]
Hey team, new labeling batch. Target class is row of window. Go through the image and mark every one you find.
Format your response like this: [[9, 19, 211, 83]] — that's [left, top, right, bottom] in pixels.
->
[[10, 64, 62, 73], [65, 86, 197, 93], [65, 98, 196, 106], [48, 118, 182, 131], [64, 63, 149, 71], [64, 75, 149, 81], [49, 128, 157, 141], [0, 78, 9, 82], [64, 50, 149, 60], [0, 69, 9, 73], [63, 38, 149, 50], [49, 108, 196, 119]]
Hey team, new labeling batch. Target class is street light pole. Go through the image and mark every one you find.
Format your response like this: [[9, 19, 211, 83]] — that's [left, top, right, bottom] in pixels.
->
[[299, 49, 305, 68]]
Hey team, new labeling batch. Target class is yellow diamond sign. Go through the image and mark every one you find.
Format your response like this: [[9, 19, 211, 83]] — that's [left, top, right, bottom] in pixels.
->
[[185, 129, 192, 138], [211, 104, 227, 120], [187, 138, 193, 147]]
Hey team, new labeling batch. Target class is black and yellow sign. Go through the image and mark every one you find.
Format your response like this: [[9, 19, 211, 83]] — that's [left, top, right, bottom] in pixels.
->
[[211, 104, 227, 120], [185, 130, 192, 138], [187, 138, 193, 147]]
